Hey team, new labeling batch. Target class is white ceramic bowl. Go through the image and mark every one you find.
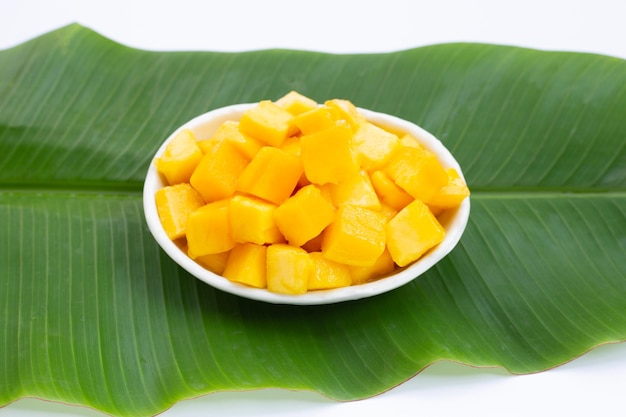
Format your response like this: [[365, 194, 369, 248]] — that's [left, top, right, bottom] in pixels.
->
[[143, 103, 470, 305]]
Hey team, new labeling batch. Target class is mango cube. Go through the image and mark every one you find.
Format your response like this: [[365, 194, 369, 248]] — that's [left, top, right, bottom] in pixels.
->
[[239, 100, 296, 147], [370, 170, 414, 211], [236, 146, 303, 205], [349, 249, 395, 285], [386, 199, 445, 267], [280, 136, 301, 156], [352, 122, 400, 171], [324, 99, 366, 130], [195, 251, 230, 275], [229, 195, 284, 245], [189, 139, 249, 203], [292, 106, 340, 135], [307, 252, 352, 290], [324, 170, 381, 211], [155, 129, 204, 185], [186, 199, 235, 258], [399, 133, 424, 149], [222, 243, 267, 288], [300, 121, 359, 185], [275, 90, 318, 115], [196, 136, 221, 155], [384, 146, 448, 203], [274, 184, 336, 247], [378, 203, 399, 222], [321, 205, 386, 267], [428, 168, 470, 210], [155, 183, 205, 240], [266, 244, 312, 294], [213, 120, 263, 160]]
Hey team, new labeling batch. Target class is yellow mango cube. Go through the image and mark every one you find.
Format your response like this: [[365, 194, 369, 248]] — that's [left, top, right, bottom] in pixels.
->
[[274, 184, 336, 247], [275, 91, 318, 115], [384, 146, 448, 203], [196, 136, 221, 154], [189, 139, 249, 203], [236, 146, 303, 205], [292, 106, 340, 135], [266, 244, 312, 294], [280, 136, 301, 156], [324, 98, 366, 130], [349, 249, 396, 285], [195, 251, 230, 275], [370, 170, 414, 211], [186, 199, 235, 258], [155, 183, 205, 240], [321, 205, 386, 267], [353, 122, 400, 171], [399, 133, 424, 149], [307, 252, 352, 290], [213, 120, 263, 160], [428, 168, 470, 210], [378, 203, 399, 222], [229, 194, 284, 245], [222, 243, 267, 288], [300, 121, 359, 185], [324, 170, 381, 211], [386, 199, 445, 267], [239, 100, 296, 147], [155, 129, 204, 185]]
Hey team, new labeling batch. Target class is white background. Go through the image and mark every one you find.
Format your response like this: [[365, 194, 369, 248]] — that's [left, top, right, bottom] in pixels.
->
[[2, 1, 626, 416]]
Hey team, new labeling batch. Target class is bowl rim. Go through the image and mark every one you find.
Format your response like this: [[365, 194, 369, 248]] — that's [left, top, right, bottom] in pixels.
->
[[143, 103, 470, 305]]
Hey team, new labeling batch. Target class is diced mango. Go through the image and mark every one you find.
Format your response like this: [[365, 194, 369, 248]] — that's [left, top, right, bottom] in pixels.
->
[[154, 92, 469, 293], [229, 194, 284, 245], [196, 136, 221, 154], [349, 249, 395, 285], [155, 183, 205, 240], [155, 129, 204, 185], [275, 91, 318, 115], [386, 199, 445, 267], [353, 122, 400, 171], [280, 135, 301, 156], [236, 146, 303, 205], [324, 170, 381, 211], [266, 244, 312, 294], [300, 121, 359, 185], [274, 184, 336, 247], [384, 146, 448, 203], [189, 139, 249, 203], [239, 100, 296, 147], [195, 251, 230, 275], [428, 168, 470, 210], [399, 133, 424, 149], [213, 120, 263, 160], [307, 252, 352, 290], [370, 170, 414, 211], [186, 199, 235, 258], [222, 243, 267, 288], [321, 205, 386, 267], [292, 106, 340, 135], [378, 203, 399, 222], [324, 99, 366, 130]]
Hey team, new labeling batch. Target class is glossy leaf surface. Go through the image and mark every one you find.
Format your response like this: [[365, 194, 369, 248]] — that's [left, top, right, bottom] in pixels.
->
[[0, 25, 624, 417]]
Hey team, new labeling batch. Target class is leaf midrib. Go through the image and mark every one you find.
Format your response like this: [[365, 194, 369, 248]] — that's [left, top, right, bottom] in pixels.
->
[[1, 183, 624, 199]]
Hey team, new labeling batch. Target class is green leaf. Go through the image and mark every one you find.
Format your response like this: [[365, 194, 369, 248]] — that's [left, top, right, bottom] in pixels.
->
[[1, 24, 624, 417]]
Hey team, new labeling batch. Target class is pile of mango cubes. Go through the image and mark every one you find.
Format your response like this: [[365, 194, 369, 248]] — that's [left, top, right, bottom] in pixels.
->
[[154, 91, 469, 294]]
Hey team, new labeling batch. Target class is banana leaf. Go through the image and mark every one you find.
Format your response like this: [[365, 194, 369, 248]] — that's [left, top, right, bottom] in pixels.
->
[[0, 24, 624, 417]]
